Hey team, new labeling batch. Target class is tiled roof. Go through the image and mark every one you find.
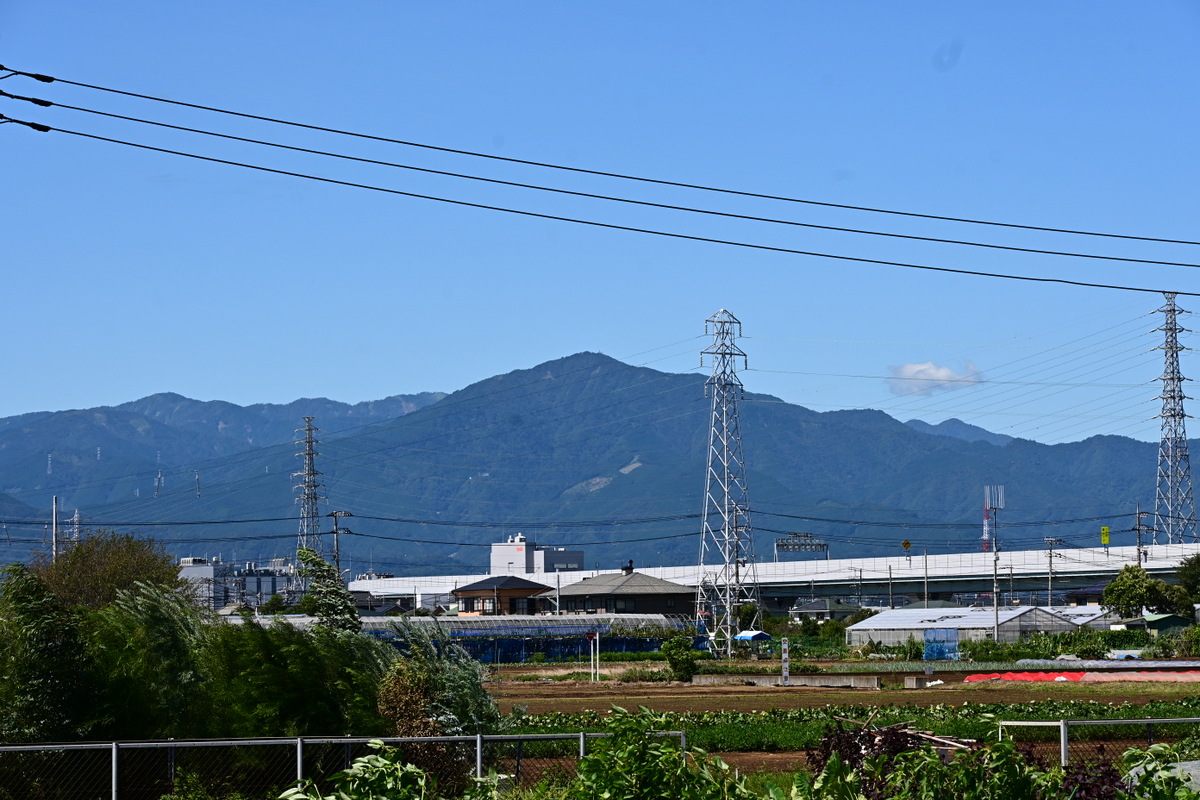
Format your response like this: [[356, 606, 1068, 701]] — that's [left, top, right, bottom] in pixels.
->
[[549, 571, 693, 597], [454, 575, 552, 593]]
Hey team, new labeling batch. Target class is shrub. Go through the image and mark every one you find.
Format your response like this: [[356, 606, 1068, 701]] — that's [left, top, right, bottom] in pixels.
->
[[660, 636, 699, 682], [616, 667, 671, 682]]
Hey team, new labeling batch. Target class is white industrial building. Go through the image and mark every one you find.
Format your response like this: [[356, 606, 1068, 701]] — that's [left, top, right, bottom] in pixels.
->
[[845, 606, 1078, 646], [489, 533, 584, 574]]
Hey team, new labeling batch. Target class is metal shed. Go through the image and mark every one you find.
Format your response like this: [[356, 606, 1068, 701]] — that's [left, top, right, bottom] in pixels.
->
[[846, 606, 1077, 646]]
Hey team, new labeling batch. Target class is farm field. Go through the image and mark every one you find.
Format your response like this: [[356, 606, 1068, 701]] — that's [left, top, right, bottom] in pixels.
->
[[491, 665, 1200, 715], [492, 665, 1200, 777]]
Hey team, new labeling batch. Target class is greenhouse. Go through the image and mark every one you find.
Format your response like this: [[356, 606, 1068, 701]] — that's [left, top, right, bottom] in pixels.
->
[[846, 606, 1078, 646]]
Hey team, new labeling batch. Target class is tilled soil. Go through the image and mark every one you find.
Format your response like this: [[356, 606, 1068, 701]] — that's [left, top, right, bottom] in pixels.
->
[[492, 670, 1200, 715], [492, 665, 1200, 777]]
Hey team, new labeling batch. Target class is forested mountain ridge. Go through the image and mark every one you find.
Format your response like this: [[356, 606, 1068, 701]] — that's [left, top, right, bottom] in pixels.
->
[[0, 353, 1166, 573]]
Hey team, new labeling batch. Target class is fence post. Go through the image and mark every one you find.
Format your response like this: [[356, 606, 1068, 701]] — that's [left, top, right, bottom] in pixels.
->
[[1059, 721, 1069, 767], [476, 733, 483, 779], [111, 742, 119, 800], [579, 732, 586, 760], [296, 737, 304, 782], [680, 730, 687, 750]]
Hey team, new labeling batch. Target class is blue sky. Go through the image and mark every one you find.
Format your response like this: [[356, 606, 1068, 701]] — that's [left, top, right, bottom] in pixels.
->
[[2, 3, 1199, 444]]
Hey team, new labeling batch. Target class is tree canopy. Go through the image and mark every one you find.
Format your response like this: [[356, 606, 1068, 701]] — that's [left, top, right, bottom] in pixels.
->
[[0, 540, 397, 742], [31, 529, 187, 609], [1176, 553, 1200, 603], [297, 546, 361, 633], [1102, 564, 1193, 619]]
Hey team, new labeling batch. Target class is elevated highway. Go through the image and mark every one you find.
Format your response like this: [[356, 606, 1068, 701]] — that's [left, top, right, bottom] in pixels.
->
[[351, 542, 1200, 611]]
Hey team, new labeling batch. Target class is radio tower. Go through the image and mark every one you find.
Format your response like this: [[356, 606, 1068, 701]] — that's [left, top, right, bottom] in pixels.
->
[[1154, 293, 1198, 544], [294, 417, 324, 556], [695, 310, 761, 658]]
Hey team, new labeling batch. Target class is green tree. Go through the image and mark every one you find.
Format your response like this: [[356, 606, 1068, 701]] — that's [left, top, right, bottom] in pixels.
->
[[1176, 553, 1200, 602], [259, 593, 288, 615], [797, 616, 821, 637], [200, 618, 393, 737], [736, 603, 760, 631], [660, 635, 699, 682], [31, 530, 187, 609], [87, 582, 209, 739], [0, 565, 100, 741], [376, 620, 498, 793], [1102, 564, 1194, 619], [1103, 565, 1154, 619], [818, 618, 847, 642], [297, 547, 361, 633], [377, 619, 499, 737]]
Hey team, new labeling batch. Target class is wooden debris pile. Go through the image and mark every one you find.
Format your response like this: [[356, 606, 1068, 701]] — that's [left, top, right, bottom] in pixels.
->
[[833, 711, 978, 758]]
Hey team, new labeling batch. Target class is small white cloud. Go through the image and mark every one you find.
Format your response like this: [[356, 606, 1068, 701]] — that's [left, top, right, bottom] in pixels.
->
[[887, 361, 982, 396]]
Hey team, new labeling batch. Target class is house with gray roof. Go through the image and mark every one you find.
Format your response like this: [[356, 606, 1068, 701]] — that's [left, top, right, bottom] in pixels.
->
[[544, 563, 695, 616]]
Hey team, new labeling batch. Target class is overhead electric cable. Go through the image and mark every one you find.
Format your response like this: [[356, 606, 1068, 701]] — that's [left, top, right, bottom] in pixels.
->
[[5, 90, 1199, 270], [3, 64, 1199, 247], [3, 114, 1195, 297]]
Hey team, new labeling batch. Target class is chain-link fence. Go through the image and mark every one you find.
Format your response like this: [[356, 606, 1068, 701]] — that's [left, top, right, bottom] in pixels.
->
[[999, 717, 1200, 768], [0, 731, 683, 800]]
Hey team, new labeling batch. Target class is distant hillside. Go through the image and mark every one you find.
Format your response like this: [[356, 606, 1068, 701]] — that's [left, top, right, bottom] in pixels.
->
[[0, 353, 1169, 574], [905, 417, 1014, 446], [0, 391, 445, 535]]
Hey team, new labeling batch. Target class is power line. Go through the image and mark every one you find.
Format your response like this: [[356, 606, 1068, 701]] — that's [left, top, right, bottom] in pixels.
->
[[3, 114, 1197, 297], [6, 90, 1200, 271], [3, 64, 1198, 247]]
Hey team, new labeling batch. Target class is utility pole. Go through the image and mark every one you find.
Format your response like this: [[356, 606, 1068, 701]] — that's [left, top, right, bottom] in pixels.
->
[[888, 565, 894, 609], [986, 485, 1005, 641], [329, 511, 353, 578], [1154, 293, 1198, 544], [1044, 537, 1063, 605], [1136, 504, 1148, 564], [923, 550, 929, 604], [51, 495, 58, 564], [695, 310, 761, 657]]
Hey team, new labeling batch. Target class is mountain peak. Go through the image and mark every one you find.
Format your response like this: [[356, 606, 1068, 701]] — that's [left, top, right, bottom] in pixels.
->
[[905, 417, 1013, 446]]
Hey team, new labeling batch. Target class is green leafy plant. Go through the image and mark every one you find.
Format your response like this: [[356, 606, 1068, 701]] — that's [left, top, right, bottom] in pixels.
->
[[569, 707, 757, 800], [660, 635, 700, 681], [280, 740, 500, 800]]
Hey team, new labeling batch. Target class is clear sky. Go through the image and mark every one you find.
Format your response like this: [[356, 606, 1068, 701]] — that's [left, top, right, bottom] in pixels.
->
[[3, 3, 1198, 445]]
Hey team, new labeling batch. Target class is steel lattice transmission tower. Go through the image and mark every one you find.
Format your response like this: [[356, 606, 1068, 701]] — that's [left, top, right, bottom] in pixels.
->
[[695, 309, 761, 658], [294, 417, 325, 556], [1154, 293, 1198, 544]]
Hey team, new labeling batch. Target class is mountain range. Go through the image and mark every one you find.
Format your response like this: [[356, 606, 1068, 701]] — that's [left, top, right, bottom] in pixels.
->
[[0, 352, 1168, 575]]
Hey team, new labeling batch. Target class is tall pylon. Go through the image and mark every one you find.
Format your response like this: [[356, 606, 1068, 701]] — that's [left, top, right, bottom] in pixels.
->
[[1154, 293, 1198, 544], [695, 309, 761, 658], [294, 416, 324, 556]]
